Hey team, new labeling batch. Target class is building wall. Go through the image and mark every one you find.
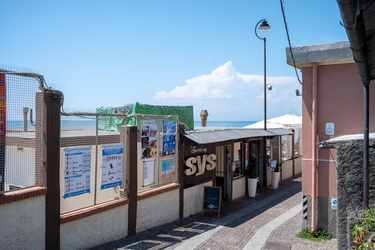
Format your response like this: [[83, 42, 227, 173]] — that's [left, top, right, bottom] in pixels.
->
[[0, 195, 45, 250], [136, 188, 179, 233], [301, 63, 375, 198], [61, 204, 128, 250], [183, 181, 212, 217]]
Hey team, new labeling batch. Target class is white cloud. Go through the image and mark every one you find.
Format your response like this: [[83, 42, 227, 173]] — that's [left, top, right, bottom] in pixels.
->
[[150, 61, 301, 121]]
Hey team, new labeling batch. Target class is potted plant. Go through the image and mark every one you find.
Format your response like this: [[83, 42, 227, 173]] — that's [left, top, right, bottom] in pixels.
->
[[246, 158, 257, 197], [271, 161, 281, 189]]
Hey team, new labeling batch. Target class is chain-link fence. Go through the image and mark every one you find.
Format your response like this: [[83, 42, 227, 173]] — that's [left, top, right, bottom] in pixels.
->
[[0, 70, 45, 193]]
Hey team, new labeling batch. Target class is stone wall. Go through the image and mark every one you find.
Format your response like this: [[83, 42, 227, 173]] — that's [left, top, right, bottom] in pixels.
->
[[329, 138, 375, 249]]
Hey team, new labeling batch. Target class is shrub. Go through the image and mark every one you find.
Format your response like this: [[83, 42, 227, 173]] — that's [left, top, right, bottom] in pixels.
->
[[352, 209, 375, 249], [297, 228, 332, 242]]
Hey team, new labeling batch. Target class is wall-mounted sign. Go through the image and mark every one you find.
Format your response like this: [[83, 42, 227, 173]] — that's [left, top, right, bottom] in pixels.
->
[[183, 142, 214, 188], [64, 146, 91, 198], [331, 198, 337, 210], [326, 123, 335, 135], [185, 154, 216, 176], [101, 143, 123, 190]]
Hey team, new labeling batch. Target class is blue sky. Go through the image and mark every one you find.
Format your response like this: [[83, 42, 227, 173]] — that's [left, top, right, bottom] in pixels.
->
[[0, 1, 348, 121]]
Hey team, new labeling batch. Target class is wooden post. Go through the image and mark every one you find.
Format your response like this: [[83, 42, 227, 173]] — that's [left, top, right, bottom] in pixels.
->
[[178, 124, 185, 219], [44, 90, 62, 250], [127, 125, 138, 236]]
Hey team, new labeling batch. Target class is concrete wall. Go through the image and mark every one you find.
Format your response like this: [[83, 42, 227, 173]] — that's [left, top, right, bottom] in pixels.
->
[[0, 195, 45, 250], [295, 157, 302, 175], [281, 159, 293, 180], [183, 181, 212, 218], [61, 204, 128, 250], [137, 188, 179, 233], [232, 177, 246, 200]]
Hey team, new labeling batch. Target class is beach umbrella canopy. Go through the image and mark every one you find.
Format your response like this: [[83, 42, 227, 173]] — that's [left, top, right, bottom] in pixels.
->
[[244, 121, 283, 129], [244, 113, 301, 128], [267, 113, 302, 126]]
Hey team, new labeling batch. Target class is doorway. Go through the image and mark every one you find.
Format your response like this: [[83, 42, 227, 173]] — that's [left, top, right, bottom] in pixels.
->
[[216, 145, 232, 200], [248, 140, 260, 182]]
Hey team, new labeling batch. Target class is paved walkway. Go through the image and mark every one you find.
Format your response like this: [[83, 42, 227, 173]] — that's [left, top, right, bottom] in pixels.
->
[[92, 176, 337, 250]]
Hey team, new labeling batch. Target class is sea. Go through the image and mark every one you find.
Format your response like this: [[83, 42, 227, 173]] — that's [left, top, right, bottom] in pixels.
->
[[7, 120, 257, 128]]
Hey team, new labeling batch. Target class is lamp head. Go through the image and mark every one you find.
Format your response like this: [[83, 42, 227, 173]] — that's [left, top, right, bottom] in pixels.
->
[[258, 20, 271, 31], [267, 84, 272, 91]]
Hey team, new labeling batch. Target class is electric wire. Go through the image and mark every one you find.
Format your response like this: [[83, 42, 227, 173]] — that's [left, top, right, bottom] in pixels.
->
[[280, 0, 302, 85]]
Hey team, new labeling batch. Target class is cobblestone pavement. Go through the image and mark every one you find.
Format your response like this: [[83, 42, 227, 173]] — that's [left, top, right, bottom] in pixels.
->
[[92, 176, 337, 250]]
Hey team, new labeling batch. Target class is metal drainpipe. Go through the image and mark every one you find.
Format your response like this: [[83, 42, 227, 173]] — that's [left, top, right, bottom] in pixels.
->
[[311, 62, 318, 231], [363, 81, 369, 208]]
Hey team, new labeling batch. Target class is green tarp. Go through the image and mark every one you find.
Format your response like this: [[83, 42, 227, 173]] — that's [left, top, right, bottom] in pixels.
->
[[97, 102, 194, 132]]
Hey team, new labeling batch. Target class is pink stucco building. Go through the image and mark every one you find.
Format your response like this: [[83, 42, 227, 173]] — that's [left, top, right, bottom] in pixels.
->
[[287, 41, 375, 235]]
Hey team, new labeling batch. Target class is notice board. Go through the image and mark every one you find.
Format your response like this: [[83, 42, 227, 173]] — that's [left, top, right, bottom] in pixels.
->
[[202, 186, 222, 218]]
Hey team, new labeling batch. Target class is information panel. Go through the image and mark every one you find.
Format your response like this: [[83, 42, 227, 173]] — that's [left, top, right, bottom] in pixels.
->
[[64, 146, 91, 198], [101, 143, 123, 189]]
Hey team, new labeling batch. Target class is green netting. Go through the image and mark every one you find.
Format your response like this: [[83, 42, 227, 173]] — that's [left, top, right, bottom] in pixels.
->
[[160, 105, 194, 130], [96, 107, 117, 131], [97, 102, 194, 131]]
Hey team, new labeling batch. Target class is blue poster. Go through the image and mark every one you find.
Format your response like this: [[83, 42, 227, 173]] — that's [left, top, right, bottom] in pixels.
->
[[161, 158, 175, 178], [162, 121, 176, 156]]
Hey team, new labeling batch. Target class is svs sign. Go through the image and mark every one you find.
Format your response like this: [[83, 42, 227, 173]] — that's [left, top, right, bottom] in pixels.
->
[[185, 154, 216, 176]]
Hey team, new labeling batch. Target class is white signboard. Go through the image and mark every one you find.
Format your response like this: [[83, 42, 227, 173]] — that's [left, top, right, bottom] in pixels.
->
[[64, 146, 91, 198], [326, 123, 335, 135], [143, 159, 155, 186], [101, 143, 123, 189]]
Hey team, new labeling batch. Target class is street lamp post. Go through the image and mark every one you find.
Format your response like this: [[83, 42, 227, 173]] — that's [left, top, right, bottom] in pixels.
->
[[255, 19, 271, 189], [255, 19, 271, 130]]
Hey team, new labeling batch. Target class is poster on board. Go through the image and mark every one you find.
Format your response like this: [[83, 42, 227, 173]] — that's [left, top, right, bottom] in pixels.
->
[[162, 121, 176, 156], [143, 159, 155, 186], [161, 158, 176, 178], [141, 120, 158, 159], [64, 146, 91, 198], [101, 143, 123, 190]]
